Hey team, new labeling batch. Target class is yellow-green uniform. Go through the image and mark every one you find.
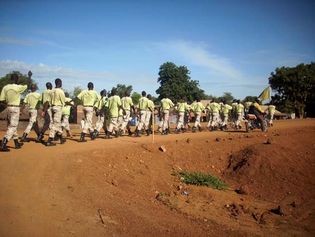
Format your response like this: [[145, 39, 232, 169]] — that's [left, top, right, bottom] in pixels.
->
[[49, 88, 66, 138], [207, 102, 221, 128], [221, 104, 232, 127], [235, 103, 244, 128], [40, 89, 53, 134], [61, 97, 73, 132], [244, 101, 252, 114], [77, 89, 100, 134], [95, 96, 108, 133], [176, 102, 189, 130], [145, 99, 154, 131], [23, 91, 41, 134], [160, 98, 174, 132], [0, 84, 27, 141], [192, 102, 205, 129], [136, 96, 148, 131], [106, 95, 122, 133], [120, 96, 133, 132]]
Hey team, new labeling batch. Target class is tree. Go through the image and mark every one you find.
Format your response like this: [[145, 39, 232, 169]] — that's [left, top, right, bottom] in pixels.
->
[[111, 84, 133, 98], [131, 92, 141, 105], [0, 71, 37, 96], [70, 86, 83, 105], [156, 62, 206, 103], [218, 92, 234, 104], [269, 63, 315, 118]]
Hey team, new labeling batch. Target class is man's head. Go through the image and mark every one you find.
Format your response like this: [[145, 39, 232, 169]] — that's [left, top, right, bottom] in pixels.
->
[[65, 92, 70, 97], [125, 91, 130, 97], [30, 84, 37, 92], [255, 98, 261, 104], [10, 73, 19, 84], [55, 78, 62, 88], [46, 82, 52, 90], [147, 94, 152, 100], [196, 97, 201, 102], [88, 82, 94, 90], [100, 89, 107, 97], [222, 99, 226, 104], [111, 88, 117, 96], [141, 91, 146, 97]]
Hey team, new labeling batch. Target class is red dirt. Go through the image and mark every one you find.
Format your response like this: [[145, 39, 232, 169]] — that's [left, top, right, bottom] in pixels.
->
[[0, 119, 315, 236]]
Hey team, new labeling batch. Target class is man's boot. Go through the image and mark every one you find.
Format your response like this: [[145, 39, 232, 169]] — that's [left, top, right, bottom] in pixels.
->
[[46, 137, 56, 146], [14, 139, 24, 149], [105, 131, 112, 139], [135, 129, 141, 137], [93, 129, 99, 138], [127, 128, 133, 136], [0, 138, 10, 152], [58, 134, 66, 144], [90, 131, 96, 140], [145, 129, 150, 136], [20, 133, 29, 142], [36, 133, 44, 143], [192, 126, 197, 133], [79, 132, 87, 142], [198, 126, 202, 132]]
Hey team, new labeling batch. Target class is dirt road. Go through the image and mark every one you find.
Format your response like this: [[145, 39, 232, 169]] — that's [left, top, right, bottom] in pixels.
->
[[1, 119, 315, 236]]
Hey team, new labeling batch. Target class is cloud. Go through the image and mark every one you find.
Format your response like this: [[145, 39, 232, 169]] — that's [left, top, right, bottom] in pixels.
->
[[155, 40, 243, 80], [0, 36, 72, 49]]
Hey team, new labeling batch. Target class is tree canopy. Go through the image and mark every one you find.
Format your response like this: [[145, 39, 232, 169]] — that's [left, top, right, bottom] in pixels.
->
[[156, 62, 206, 103], [111, 84, 133, 98], [269, 63, 315, 117]]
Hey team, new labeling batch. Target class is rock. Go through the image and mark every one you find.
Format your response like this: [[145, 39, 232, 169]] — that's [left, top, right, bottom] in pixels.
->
[[270, 206, 284, 216], [228, 137, 233, 140], [265, 138, 272, 144], [235, 185, 249, 195], [186, 138, 191, 143], [159, 145, 167, 152], [215, 137, 221, 142], [111, 179, 118, 187]]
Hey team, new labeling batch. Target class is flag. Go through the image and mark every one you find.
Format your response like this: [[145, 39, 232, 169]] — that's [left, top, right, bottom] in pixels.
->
[[258, 86, 270, 101]]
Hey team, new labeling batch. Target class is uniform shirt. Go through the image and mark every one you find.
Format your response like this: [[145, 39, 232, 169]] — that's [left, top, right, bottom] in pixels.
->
[[161, 98, 174, 110], [121, 96, 133, 111], [177, 102, 189, 113], [107, 95, 122, 118], [268, 105, 276, 114], [147, 99, 154, 111], [192, 102, 205, 113], [138, 96, 148, 111], [0, 84, 27, 106], [231, 102, 238, 112], [237, 103, 244, 113], [222, 104, 232, 115], [62, 97, 73, 116], [42, 89, 52, 106], [96, 96, 108, 110], [77, 89, 100, 107], [24, 91, 41, 109], [50, 88, 65, 106], [209, 102, 221, 113]]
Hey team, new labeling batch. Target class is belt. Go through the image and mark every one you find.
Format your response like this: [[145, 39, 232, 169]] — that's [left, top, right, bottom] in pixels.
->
[[7, 105, 20, 107], [84, 105, 94, 107], [52, 105, 62, 107]]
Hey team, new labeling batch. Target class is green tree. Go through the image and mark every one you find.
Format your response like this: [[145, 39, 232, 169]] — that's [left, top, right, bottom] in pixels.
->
[[156, 62, 206, 103], [70, 86, 83, 105], [269, 63, 315, 118], [218, 92, 234, 104], [131, 92, 141, 105], [111, 84, 133, 97]]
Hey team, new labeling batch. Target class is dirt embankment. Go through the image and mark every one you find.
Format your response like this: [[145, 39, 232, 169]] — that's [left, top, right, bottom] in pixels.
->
[[0, 119, 315, 236]]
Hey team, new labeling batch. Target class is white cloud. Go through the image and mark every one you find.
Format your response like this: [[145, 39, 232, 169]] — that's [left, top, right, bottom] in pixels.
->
[[0, 37, 33, 46], [155, 40, 243, 80]]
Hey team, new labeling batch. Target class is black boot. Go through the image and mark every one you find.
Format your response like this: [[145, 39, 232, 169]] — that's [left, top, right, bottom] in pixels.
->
[[58, 134, 66, 144], [20, 133, 29, 142], [90, 131, 96, 140], [93, 130, 99, 138], [145, 129, 150, 136], [127, 128, 133, 136], [135, 129, 141, 137], [105, 131, 112, 139], [79, 132, 87, 142], [36, 133, 44, 143], [46, 137, 56, 146], [0, 138, 10, 152], [14, 139, 24, 149], [192, 126, 197, 133]]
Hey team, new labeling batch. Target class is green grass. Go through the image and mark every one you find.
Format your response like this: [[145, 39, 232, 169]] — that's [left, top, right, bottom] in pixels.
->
[[179, 171, 228, 190]]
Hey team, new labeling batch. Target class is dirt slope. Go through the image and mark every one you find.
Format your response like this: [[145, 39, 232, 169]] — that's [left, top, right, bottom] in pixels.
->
[[0, 119, 315, 236]]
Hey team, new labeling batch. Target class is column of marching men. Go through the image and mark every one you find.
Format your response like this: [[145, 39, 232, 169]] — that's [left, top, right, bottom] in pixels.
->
[[0, 74, 276, 152]]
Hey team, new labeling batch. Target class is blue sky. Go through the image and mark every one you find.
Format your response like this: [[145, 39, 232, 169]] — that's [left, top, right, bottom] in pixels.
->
[[0, 0, 314, 99]]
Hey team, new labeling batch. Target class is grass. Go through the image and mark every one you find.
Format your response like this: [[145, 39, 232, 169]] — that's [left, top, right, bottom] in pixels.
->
[[179, 171, 228, 190]]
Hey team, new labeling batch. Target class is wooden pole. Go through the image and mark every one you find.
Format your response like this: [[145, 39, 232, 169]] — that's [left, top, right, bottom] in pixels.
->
[[152, 110, 155, 143]]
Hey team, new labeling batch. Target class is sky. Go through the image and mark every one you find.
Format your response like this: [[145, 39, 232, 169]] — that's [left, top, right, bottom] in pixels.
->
[[0, 0, 314, 99]]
